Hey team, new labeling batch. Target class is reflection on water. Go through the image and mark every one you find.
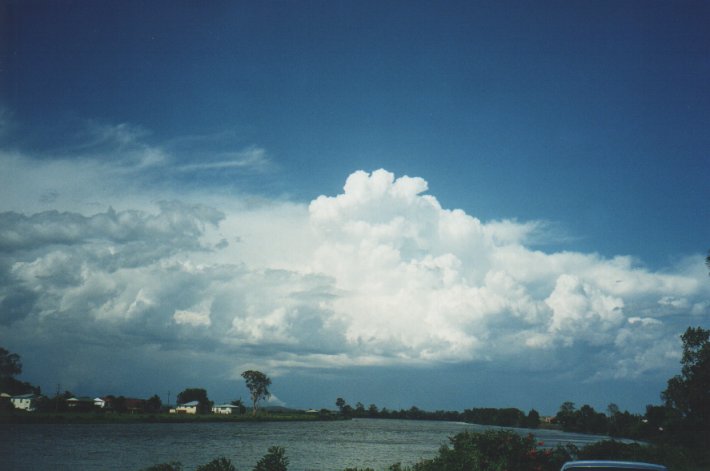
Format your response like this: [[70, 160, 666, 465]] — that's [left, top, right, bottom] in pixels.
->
[[0, 419, 617, 471]]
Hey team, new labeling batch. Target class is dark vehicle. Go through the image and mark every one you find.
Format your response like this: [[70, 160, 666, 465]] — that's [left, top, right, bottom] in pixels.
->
[[561, 461, 668, 471]]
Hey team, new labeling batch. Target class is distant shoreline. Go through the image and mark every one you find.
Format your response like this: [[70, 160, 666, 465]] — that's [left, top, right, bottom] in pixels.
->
[[0, 411, 341, 425], [0, 411, 567, 433]]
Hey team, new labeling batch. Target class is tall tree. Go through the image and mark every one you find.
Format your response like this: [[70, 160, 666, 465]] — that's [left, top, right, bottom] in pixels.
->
[[355, 402, 365, 417], [525, 409, 540, 428], [368, 403, 379, 417], [0, 347, 39, 395], [145, 394, 162, 413], [607, 403, 620, 418], [253, 446, 288, 471], [0, 347, 22, 380], [556, 401, 577, 431], [662, 326, 710, 433], [241, 370, 271, 416], [335, 397, 346, 411]]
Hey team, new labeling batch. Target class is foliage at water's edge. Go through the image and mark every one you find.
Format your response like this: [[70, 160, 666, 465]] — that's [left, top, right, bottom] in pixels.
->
[[141, 429, 705, 471]]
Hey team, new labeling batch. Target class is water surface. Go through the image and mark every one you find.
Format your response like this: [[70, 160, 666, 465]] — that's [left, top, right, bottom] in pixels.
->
[[0, 418, 616, 470]]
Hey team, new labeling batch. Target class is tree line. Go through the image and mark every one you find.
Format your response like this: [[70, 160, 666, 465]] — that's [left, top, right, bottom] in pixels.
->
[[334, 397, 542, 428], [3, 324, 708, 452], [554, 326, 709, 450], [332, 325, 709, 451]]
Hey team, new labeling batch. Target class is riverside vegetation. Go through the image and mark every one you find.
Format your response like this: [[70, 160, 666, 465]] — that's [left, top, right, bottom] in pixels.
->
[[138, 326, 710, 471], [141, 446, 289, 471], [140, 429, 696, 471], [3, 325, 709, 470]]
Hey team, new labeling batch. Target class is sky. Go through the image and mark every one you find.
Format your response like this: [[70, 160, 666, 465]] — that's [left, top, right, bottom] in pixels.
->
[[0, 0, 708, 416]]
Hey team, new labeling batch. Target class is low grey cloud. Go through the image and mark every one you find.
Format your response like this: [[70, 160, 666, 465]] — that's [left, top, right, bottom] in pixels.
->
[[0, 202, 223, 253]]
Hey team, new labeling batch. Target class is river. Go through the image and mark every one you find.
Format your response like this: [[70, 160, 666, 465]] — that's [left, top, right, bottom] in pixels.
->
[[0, 418, 620, 470]]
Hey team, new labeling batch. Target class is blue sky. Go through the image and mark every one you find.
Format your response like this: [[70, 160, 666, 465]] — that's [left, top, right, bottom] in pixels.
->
[[0, 1, 708, 415]]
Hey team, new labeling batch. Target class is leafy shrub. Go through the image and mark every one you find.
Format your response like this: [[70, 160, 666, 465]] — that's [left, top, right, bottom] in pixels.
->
[[410, 430, 571, 471], [196, 457, 237, 471], [253, 446, 288, 471], [343, 462, 405, 471], [140, 462, 183, 471]]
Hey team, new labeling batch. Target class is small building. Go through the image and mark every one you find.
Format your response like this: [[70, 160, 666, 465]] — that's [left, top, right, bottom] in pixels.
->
[[171, 401, 199, 414], [212, 404, 242, 415], [94, 397, 108, 408], [67, 396, 95, 411], [11, 393, 41, 412]]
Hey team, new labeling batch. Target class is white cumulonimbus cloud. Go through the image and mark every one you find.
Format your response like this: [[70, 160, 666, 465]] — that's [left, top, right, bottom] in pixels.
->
[[0, 152, 708, 388], [303, 170, 706, 370]]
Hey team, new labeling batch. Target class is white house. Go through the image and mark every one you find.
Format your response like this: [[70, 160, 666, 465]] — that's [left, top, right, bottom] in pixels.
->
[[11, 393, 40, 412], [171, 401, 199, 414], [212, 404, 242, 415], [94, 397, 107, 408]]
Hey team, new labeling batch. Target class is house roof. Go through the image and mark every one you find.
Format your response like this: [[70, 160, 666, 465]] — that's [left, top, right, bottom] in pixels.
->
[[67, 396, 94, 402], [178, 401, 200, 406], [12, 393, 38, 399]]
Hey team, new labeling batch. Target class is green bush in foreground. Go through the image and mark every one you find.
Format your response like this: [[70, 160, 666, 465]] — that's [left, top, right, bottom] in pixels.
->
[[141, 462, 183, 471], [195, 457, 237, 471], [409, 430, 571, 471], [141, 457, 236, 471], [140, 449, 281, 471], [253, 446, 289, 471]]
